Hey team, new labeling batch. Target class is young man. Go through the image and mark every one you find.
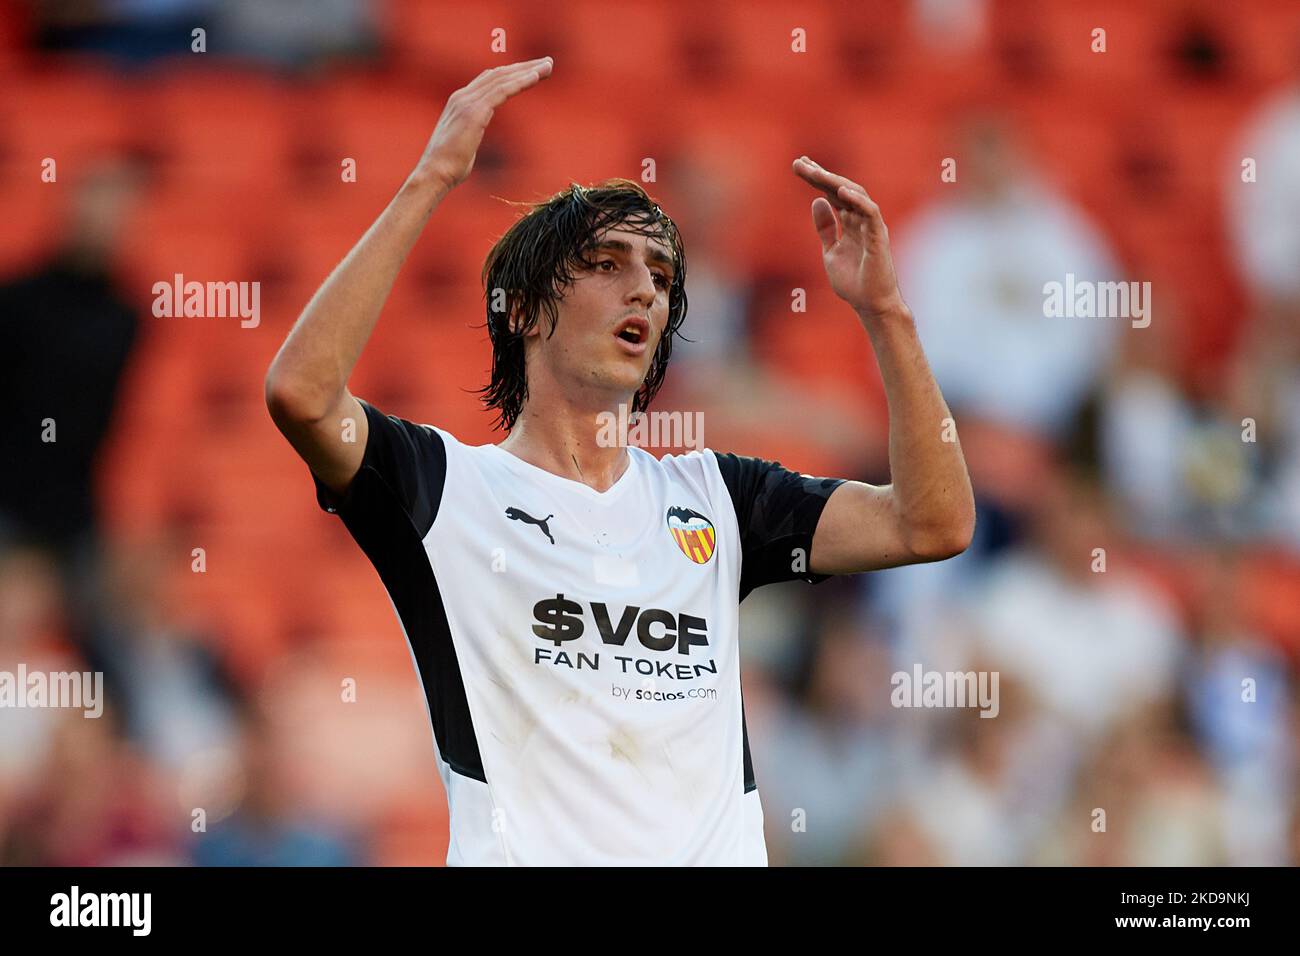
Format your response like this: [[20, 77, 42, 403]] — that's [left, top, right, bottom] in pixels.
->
[[265, 57, 974, 865]]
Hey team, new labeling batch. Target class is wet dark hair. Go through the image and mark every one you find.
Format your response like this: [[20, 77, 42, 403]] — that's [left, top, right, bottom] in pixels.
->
[[476, 178, 688, 432]]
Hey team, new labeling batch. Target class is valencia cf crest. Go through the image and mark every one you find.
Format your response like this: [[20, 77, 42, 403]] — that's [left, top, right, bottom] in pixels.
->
[[666, 506, 716, 565]]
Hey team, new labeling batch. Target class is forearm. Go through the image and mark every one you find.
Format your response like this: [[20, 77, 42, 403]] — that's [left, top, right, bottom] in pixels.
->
[[265, 172, 451, 419], [861, 304, 975, 553]]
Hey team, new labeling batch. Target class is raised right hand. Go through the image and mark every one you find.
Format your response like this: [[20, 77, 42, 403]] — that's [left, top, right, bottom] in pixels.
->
[[413, 56, 554, 191]]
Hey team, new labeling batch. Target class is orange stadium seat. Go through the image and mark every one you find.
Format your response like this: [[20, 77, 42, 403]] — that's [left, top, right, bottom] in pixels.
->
[[401, 191, 502, 292], [1005, 0, 1154, 92], [317, 75, 445, 192], [818, 90, 950, 217], [755, 290, 875, 394], [506, 99, 647, 194], [1, 67, 133, 166], [543, 0, 681, 85], [1010, 88, 1124, 208], [0, 180, 62, 273], [385, 0, 555, 78], [0, 1, 30, 70], [118, 180, 270, 286], [1232, 0, 1300, 87], [723, 0, 846, 87], [135, 68, 300, 190], [348, 289, 495, 432], [1162, 91, 1254, 195], [169, 554, 285, 681]]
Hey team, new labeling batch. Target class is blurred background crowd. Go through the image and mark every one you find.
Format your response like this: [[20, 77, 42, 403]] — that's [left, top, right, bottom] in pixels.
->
[[2, 0, 1299, 865]]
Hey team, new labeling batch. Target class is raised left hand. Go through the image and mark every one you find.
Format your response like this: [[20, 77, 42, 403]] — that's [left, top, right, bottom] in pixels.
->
[[793, 156, 908, 321]]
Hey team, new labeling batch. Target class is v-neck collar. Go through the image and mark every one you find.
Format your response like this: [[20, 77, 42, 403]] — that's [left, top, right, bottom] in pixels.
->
[[487, 443, 639, 502]]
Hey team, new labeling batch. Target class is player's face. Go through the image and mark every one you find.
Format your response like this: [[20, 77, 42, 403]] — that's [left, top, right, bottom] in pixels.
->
[[527, 226, 675, 404]]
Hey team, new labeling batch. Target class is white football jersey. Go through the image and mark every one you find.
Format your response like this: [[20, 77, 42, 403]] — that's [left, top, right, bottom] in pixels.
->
[[311, 398, 845, 866]]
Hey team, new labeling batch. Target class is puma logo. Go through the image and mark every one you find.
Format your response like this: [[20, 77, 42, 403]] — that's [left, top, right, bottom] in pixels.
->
[[505, 507, 555, 545]]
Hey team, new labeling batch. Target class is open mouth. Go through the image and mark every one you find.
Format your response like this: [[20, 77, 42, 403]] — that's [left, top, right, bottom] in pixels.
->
[[613, 316, 651, 351]]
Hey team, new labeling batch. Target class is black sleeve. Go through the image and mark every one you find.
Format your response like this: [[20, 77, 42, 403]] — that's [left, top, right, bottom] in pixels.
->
[[311, 398, 447, 539], [713, 451, 846, 602]]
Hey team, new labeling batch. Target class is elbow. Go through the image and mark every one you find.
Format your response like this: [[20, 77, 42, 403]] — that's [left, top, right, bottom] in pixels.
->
[[263, 370, 299, 424], [264, 368, 330, 426], [904, 507, 976, 562]]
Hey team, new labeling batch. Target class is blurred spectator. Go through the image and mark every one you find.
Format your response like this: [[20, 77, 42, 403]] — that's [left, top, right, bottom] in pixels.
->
[[1227, 82, 1300, 319], [29, 0, 378, 71], [893, 115, 1124, 439], [0, 545, 79, 805], [1223, 78, 1300, 549], [749, 605, 897, 866], [1099, 290, 1266, 542], [30, 0, 216, 63], [1036, 708, 1227, 866], [192, 702, 360, 866], [85, 534, 244, 774], [1184, 550, 1293, 864], [966, 468, 1185, 744], [0, 156, 144, 563], [866, 420, 1050, 677], [886, 676, 1077, 866], [1, 705, 184, 866], [911, 0, 987, 56], [215, 0, 380, 72], [1224, 306, 1300, 553], [657, 153, 752, 370]]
